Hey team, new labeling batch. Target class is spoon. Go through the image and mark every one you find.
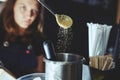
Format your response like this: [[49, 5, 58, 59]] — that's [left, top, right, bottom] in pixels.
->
[[37, 0, 73, 29]]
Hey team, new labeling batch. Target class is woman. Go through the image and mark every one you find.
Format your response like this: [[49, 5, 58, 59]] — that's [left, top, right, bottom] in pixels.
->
[[0, 0, 45, 78]]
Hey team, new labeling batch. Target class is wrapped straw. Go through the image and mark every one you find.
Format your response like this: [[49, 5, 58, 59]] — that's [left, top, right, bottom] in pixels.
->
[[87, 23, 112, 57]]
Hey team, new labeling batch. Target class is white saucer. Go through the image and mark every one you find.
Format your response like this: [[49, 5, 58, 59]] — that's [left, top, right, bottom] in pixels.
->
[[17, 73, 45, 80]]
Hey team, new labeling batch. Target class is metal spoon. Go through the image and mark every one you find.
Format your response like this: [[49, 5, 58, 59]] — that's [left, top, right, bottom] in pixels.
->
[[37, 0, 73, 29]]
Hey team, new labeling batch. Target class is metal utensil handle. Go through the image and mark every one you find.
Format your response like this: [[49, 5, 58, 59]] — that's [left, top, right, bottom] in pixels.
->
[[43, 40, 56, 61], [38, 0, 56, 15]]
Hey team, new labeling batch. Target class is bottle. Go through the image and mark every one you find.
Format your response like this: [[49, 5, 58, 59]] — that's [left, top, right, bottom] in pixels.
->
[[43, 40, 56, 60]]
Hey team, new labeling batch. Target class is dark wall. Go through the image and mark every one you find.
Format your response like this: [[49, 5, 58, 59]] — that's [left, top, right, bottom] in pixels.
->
[[43, 0, 117, 64]]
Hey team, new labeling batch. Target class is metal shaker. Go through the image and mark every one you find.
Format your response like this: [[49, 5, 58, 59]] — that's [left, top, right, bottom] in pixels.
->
[[44, 53, 85, 80]]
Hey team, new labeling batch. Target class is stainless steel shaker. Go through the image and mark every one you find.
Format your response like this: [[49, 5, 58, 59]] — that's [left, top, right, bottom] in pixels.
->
[[44, 53, 85, 80]]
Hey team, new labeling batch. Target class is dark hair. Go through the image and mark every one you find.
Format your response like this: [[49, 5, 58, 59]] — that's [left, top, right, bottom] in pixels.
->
[[0, 0, 44, 42]]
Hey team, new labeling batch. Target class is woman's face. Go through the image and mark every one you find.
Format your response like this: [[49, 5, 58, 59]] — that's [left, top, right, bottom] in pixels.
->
[[14, 0, 39, 29]]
